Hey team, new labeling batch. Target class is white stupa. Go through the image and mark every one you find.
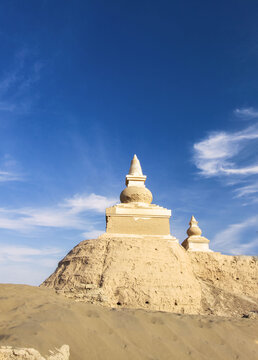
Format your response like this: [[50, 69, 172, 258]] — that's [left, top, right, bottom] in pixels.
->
[[181, 216, 212, 252], [103, 154, 178, 242]]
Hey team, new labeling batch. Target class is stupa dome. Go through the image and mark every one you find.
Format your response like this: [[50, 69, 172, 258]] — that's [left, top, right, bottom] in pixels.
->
[[187, 216, 202, 236], [120, 186, 153, 203]]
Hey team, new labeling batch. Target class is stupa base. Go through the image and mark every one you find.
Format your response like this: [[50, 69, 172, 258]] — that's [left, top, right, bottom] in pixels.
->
[[105, 202, 173, 237], [182, 235, 212, 252]]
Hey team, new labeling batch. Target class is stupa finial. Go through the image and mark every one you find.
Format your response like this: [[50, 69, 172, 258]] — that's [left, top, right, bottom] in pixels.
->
[[128, 154, 143, 176], [190, 215, 197, 224]]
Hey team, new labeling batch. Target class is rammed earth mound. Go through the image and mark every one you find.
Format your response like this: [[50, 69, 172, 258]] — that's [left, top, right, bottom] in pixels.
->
[[41, 155, 258, 317]]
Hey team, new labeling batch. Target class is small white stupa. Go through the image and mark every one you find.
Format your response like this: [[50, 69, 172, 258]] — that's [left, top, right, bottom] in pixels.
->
[[104, 154, 178, 242], [181, 216, 212, 252]]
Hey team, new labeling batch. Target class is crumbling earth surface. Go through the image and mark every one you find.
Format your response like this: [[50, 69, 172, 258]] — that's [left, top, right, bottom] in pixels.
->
[[41, 237, 258, 317]]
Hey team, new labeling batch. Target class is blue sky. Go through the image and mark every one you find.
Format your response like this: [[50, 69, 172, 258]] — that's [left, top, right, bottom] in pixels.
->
[[0, 1, 257, 285]]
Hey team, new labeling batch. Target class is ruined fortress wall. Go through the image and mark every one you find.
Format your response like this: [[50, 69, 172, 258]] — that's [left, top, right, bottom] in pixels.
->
[[42, 238, 258, 317], [42, 237, 202, 314], [188, 252, 258, 299]]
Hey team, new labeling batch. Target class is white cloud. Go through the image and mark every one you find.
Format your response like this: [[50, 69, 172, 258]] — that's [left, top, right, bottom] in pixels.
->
[[226, 239, 258, 255], [193, 124, 258, 206], [0, 155, 22, 183], [0, 170, 21, 182], [193, 125, 258, 177], [0, 48, 43, 114], [234, 182, 258, 202], [234, 107, 258, 120], [212, 215, 258, 255], [0, 245, 61, 263], [62, 193, 117, 213], [0, 244, 63, 285], [0, 192, 115, 284], [0, 193, 116, 232], [223, 166, 258, 175]]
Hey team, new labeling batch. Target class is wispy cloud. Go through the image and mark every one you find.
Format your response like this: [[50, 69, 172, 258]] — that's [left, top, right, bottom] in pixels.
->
[[0, 244, 63, 285], [193, 125, 258, 177], [0, 192, 117, 284], [212, 215, 258, 255], [0, 48, 43, 114], [0, 170, 21, 182], [0, 245, 61, 263], [62, 193, 117, 213], [234, 107, 258, 120], [0, 193, 117, 232], [193, 120, 258, 206], [234, 182, 258, 203], [0, 155, 22, 182]]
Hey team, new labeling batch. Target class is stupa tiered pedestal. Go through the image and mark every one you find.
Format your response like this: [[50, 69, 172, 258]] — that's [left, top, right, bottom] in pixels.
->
[[105, 202, 177, 240]]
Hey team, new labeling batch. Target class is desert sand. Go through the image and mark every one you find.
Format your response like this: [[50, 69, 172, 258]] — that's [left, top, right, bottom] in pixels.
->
[[0, 284, 257, 360]]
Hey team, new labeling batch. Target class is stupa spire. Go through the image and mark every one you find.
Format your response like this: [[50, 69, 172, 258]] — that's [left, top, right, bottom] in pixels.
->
[[125, 154, 146, 188], [190, 215, 197, 224], [128, 154, 143, 176]]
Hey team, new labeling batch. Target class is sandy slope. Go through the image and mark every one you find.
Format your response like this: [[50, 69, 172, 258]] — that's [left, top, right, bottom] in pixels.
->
[[0, 284, 257, 360]]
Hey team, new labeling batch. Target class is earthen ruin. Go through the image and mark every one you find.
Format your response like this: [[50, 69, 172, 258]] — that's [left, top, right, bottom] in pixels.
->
[[42, 155, 258, 317]]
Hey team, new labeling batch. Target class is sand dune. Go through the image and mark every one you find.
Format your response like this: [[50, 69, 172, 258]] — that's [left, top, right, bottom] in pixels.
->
[[0, 284, 257, 360]]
